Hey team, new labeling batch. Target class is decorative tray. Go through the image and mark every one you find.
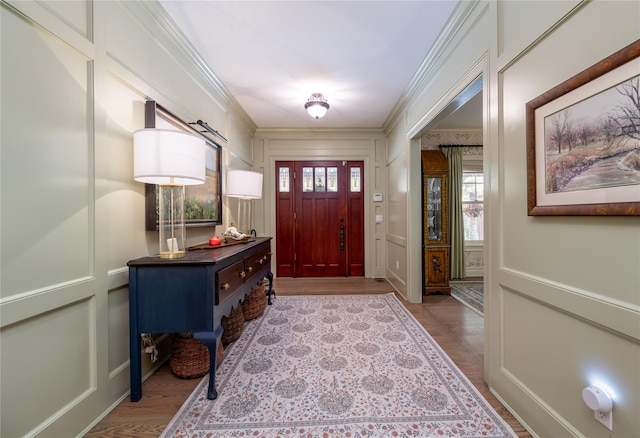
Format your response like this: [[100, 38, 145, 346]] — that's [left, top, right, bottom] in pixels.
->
[[188, 237, 255, 250]]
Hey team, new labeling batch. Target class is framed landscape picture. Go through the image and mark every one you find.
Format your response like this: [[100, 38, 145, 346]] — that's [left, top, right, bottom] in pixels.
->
[[526, 40, 640, 216], [144, 101, 223, 230]]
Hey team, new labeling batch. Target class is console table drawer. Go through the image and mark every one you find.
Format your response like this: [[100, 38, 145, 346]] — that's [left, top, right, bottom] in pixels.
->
[[216, 260, 245, 304], [245, 248, 271, 282]]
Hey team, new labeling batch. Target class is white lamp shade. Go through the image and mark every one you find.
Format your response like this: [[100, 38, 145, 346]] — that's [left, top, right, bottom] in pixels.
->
[[133, 128, 206, 185], [226, 170, 263, 199]]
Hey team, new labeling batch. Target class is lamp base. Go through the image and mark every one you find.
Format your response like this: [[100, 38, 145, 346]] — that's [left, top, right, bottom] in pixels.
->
[[159, 250, 186, 259], [158, 185, 187, 259], [236, 198, 252, 236]]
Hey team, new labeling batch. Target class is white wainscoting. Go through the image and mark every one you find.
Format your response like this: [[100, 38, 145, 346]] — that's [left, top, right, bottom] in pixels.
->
[[464, 243, 484, 278]]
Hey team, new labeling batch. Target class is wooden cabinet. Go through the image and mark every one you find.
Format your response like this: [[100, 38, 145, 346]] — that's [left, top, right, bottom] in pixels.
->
[[422, 151, 450, 296]]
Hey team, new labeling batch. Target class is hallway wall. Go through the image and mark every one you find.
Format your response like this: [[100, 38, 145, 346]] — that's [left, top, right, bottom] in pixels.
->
[[383, 1, 639, 436], [1, 1, 255, 436]]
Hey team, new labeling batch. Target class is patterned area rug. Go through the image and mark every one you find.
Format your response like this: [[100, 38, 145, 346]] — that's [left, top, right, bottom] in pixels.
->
[[161, 293, 515, 437], [450, 282, 484, 315]]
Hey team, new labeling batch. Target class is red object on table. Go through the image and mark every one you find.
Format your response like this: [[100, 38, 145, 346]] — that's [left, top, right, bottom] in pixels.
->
[[209, 236, 221, 246]]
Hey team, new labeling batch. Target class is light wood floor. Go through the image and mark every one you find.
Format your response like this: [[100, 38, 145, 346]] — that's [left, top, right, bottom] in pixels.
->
[[85, 277, 531, 437]]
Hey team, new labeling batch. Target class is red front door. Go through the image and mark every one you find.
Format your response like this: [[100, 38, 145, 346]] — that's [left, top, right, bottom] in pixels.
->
[[275, 161, 364, 277]]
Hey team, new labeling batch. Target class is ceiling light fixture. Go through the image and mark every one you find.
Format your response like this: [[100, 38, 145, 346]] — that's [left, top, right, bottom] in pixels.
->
[[304, 93, 330, 119]]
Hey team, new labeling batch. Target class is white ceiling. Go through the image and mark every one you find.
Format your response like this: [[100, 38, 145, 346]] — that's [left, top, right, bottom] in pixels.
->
[[159, 0, 481, 130]]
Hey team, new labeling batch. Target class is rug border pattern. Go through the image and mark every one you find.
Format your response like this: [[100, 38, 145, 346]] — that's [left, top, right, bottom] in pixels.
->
[[161, 293, 515, 437]]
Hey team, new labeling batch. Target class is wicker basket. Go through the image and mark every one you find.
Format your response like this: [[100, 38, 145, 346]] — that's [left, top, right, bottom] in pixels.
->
[[241, 283, 267, 320], [221, 305, 245, 346], [169, 333, 224, 379]]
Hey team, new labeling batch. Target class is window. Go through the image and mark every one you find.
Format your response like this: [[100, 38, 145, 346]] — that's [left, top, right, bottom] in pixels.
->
[[279, 167, 290, 192], [301, 166, 339, 192], [462, 172, 484, 241]]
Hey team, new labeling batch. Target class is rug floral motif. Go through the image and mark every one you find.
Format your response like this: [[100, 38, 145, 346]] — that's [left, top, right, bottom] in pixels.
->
[[161, 293, 515, 437]]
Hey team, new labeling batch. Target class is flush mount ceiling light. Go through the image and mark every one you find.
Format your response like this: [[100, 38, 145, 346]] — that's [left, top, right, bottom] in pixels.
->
[[304, 93, 330, 119]]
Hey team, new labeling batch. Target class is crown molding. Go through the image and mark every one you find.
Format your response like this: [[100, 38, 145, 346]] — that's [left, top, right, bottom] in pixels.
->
[[383, 0, 485, 133], [122, 0, 256, 130]]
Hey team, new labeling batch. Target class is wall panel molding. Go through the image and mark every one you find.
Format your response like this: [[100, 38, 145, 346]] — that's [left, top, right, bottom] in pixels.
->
[[35, 0, 93, 41], [3, 0, 95, 57], [1, 297, 95, 437], [498, 284, 639, 435], [0, 277, 95, 328], [499, 268, 640, 342], [1, 5, 94, 301]]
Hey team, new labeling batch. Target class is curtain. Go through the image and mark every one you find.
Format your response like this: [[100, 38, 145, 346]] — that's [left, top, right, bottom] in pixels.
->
[[443, 148, 466, 279]]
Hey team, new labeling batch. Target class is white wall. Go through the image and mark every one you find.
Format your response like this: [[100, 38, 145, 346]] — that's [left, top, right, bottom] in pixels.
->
[[384, 120, 412, 298], [494, 2, 639, 435], [0, 1, 255, 436], [386, 0, 639, 436]]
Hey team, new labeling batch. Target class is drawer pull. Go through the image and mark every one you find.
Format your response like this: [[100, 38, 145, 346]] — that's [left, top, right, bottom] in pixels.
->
[[246, 266, 253, 273], [221, 283, 231, 290], [240, 270, 246, 278]]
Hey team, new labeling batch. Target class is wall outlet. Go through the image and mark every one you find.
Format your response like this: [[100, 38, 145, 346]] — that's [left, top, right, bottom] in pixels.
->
[[594, 408, 613, 430], [583, 385, 613, 431]]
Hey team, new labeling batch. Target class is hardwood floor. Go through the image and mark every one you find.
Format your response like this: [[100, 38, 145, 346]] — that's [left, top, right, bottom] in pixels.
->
[[85, 277, 531, 437]]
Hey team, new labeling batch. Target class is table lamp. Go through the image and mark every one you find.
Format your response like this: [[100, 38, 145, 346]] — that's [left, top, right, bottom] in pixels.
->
[[133, 128, 206, 258], [226, 170, 263, 235]]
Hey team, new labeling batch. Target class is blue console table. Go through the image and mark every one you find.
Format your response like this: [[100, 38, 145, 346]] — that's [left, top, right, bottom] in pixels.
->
[[127, 237, 273, 401]]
